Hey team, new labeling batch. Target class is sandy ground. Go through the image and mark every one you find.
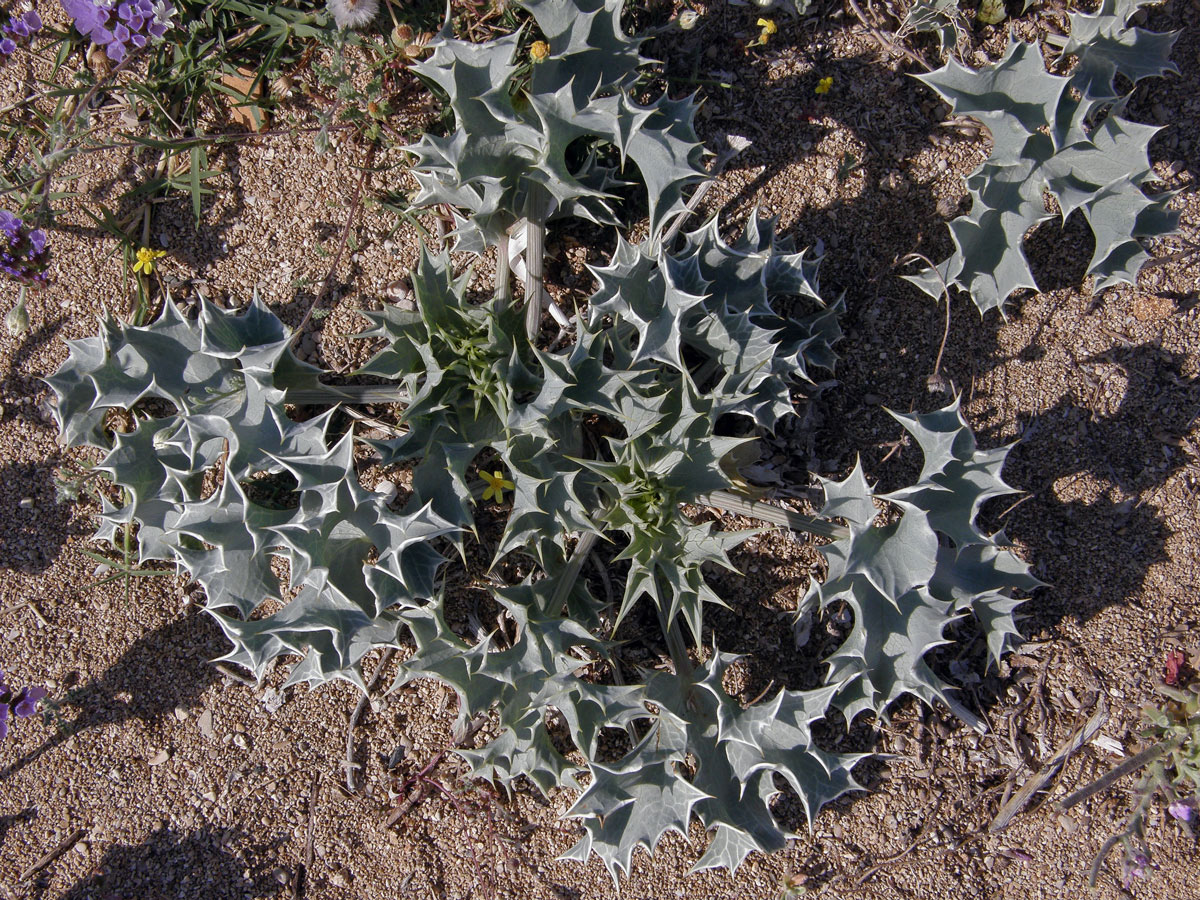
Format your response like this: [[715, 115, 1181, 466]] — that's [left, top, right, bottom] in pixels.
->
[[0, 1, 1198, 898]]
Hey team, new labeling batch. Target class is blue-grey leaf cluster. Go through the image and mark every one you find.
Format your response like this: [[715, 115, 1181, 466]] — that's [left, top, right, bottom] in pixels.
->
[[409, 0, 705, 251], [911, 0, 1179, 314], [48, 0, 1044, 881]]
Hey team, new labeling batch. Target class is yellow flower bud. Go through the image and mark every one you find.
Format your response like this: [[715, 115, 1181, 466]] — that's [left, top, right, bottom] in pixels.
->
[[530, 40, 550, 63]]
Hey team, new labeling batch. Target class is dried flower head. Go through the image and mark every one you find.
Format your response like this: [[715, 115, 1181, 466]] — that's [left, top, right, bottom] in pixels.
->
[[327, 0, 378, 30], [677, 10, 699, 30], [977, 0, 1006, 25]]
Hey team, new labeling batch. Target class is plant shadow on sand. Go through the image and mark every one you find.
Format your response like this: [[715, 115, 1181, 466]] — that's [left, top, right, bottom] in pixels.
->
[[0, 612, 227, 783], [28, 825, 277, 900]]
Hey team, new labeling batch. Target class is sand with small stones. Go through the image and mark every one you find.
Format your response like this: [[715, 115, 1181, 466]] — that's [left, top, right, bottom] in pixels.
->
[[1, 2, 1198, 898]]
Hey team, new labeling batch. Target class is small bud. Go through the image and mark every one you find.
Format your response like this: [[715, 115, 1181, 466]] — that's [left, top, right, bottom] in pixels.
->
[[977, 0, 1006, 25], [391, 23, 414, 49], [5, 298, 28, 337], [529, 40, 550, 63]]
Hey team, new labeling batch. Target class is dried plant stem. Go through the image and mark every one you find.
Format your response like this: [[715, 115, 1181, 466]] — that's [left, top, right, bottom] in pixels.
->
[[286, 385, 410, 405], [1058, 740, 1172, 812], [344, 647, 398, 793], [290, 771, 320, 899], [292, 143, 378, 342], [552, 531, 599, 610], [495, 232, 512, 307], [523, 218, 547, 339], [18, 827, 88, 882], [990, 697, 1109, 831], [699, 490, 848, 540], [845, 0, 931, 72]]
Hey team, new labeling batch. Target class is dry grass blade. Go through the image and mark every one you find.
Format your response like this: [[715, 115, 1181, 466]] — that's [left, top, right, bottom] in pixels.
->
[[989, 695, 1109, 833]]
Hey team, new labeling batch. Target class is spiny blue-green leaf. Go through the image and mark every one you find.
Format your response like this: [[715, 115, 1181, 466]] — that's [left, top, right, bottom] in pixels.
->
[[672, 214, 839, 428], [566, 739, 709, 879], [912, 23, 1178, 313], [1053, 0, 1179, 106], [807, 400, 1035, 727], [823, 582, 969, 725], [884, 400, 1015, 547]]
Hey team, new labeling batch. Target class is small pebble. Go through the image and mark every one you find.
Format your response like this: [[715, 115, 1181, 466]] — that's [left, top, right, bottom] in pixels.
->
[[232, 733, 249, 750], [74, 841, 89, 856], [18, 497, 33, 509]]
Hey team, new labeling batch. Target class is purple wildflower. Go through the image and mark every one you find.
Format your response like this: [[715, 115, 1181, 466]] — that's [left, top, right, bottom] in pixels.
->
[[59, 0, 175, 63], [13, 685, 46, 717], [1122, 850, 1152, 889], [0, 209, 50, 284], [0, 671, 47, 741], [1168, 799, 1195, 823], [1, 5, 42, 59]]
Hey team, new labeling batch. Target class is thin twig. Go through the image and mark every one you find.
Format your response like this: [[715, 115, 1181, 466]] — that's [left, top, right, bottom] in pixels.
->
[[900, 252, 953, 391], [661, 135, 751, 247], [290, 771, 320, 899], [385, 711, 490, 827], [1, 125, 354, 198], [698, 490, 848, 540], [1058, 741, 1171, 812], [345, 648, 397, 793], [18, 827, 88, 882], [339, 405, 408, 438], [292, 143, 378, 342], [845, 0, 932, 72], [854, 795, 945, 885], [212, 663, 257, 687]]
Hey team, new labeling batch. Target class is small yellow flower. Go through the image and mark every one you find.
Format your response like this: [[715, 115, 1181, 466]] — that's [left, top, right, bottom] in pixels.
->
[[132, 247, 166, 275], [480, 469, 515, 503], [747, 17, 777, 47], [815, 76, 833, 95], [529, 40, 550, 63]]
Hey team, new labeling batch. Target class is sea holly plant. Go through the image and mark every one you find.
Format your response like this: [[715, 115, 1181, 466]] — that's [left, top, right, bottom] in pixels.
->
[[49, 0, 1040, 880], [908, 0, 1180, 315]]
